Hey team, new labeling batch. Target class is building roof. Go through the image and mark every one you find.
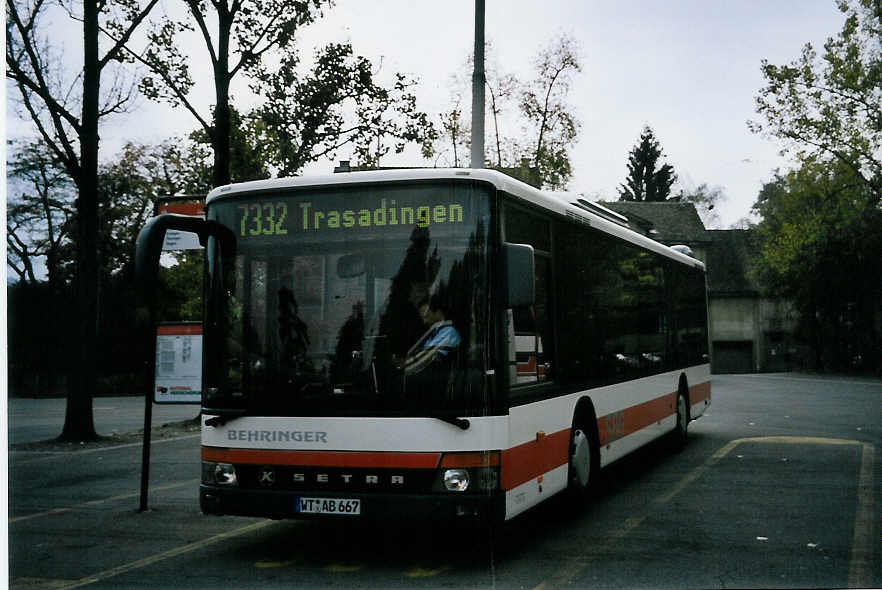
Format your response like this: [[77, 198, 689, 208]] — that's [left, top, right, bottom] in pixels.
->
[[705, 229, 762, 296], [600, 201, 710, 244]]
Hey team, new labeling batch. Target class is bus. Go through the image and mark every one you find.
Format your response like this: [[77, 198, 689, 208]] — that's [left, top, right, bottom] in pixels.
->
[[136, 168, 710, 523]]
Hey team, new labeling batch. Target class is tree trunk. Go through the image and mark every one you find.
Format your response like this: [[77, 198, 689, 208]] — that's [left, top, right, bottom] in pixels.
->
[[60, 0, 99, 441], [211, 11, 233, 188]]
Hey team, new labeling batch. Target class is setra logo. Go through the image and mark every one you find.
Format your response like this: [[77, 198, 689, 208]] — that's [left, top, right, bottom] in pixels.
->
[[293, 473, 405, 486], [258, 467, 276, 487]]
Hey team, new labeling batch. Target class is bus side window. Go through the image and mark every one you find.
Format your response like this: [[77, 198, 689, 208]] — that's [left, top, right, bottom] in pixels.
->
[[504, 204, 554, 387]]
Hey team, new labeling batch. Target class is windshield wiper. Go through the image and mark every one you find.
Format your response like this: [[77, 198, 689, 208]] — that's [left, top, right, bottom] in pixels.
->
[[430, 415, 471, 430], [203, 408, 248, 427]]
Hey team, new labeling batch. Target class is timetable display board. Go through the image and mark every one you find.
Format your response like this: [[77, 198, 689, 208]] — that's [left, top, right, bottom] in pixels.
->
[[154, 323, 202, 404]]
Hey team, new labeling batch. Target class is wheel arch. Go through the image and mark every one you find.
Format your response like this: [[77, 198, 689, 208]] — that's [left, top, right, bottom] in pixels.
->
[[571, 395, 599, 441]]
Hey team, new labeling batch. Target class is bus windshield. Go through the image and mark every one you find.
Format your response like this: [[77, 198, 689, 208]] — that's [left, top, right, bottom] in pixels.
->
[[203, 181, 492, 419]]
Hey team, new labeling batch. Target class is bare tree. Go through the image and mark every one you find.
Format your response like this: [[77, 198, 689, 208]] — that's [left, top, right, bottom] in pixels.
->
[[444, 35, 582, 188], [437, 98, 469, 167], [6, 0, 159, 440], [450, 41, 519, 168], [6, 139, 76, 288], [520, 34, 582, 190]]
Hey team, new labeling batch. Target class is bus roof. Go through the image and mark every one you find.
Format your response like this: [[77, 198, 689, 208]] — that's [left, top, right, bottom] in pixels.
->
[[205, 168, 704, 270]]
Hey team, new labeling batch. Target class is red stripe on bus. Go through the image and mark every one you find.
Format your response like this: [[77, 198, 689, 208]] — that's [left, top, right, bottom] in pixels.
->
[[690, 381, 711, 403], [440, 451, 501, 468], [501, 389, 686, 490], [157, 324, 202, 335], [597, 393, 677, 446], [500, 429, 571, 491], [202, 448, 442, 469]]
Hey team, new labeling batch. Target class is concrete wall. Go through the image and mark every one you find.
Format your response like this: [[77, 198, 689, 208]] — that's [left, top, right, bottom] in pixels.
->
[[709, 297, 759, 341], [708, 296, 760, 373], [709, 295, 805, 373]]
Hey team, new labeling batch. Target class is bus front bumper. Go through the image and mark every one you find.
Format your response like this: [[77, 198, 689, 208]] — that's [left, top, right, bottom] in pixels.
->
[[200, 485, 505, 523]]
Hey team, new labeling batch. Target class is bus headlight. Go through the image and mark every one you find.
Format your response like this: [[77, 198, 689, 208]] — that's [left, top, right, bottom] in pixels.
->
[[202, 461, 238, 486], [436, 451, 501, 493], [443, 469, 470, 492], [215, 463, 238, 486]]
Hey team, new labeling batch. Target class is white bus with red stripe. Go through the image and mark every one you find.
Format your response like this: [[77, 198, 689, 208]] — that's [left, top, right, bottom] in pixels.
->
[[137, 168, 709, 523]]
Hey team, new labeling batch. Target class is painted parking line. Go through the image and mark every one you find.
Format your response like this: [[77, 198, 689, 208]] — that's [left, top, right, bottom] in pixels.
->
[[43, 520, 277, 590], [848, 439, 875, 589], [534, 436, 875, 589], [12, 434, 201, 465], [9, 479, 200, 523], [736, 374, 882, 387]]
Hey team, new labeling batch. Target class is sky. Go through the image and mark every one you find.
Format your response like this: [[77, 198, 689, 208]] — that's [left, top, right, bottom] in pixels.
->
[[6, 0, 848, 228]]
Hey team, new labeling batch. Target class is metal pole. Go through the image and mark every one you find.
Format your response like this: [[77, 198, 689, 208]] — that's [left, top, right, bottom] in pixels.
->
[[470, 0, 485, 169], [139, 367, 153, 512], [139, 206, 163, 513]]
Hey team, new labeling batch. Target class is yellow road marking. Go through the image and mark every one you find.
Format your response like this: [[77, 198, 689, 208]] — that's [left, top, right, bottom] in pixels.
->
[[848, 442, 874, 589], [533, 436, 875, 589], [53, 519, 276, 590], [10, 577, 76, 589], [404, 565, 452, 577], [737, 374, 882, 387], [9, 479, 199, 523], [255, 559, 298, 569], [326, 562, 365, 573]]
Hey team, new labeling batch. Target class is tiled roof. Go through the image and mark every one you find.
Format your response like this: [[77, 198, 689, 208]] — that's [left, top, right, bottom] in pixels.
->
[[601, 201, 710, 244]]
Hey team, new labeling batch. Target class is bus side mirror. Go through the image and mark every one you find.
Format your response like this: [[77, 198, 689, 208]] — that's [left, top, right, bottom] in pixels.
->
[[135, 214, 236, 333], [504, 242, 535, 308]]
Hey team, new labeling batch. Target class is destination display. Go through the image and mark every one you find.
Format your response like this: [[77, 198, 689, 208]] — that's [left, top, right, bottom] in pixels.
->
[[235, 198, 466, 237]]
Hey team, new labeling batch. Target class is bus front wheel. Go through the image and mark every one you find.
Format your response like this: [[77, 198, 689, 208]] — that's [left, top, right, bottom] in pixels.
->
[[671, 391, 689, 451]]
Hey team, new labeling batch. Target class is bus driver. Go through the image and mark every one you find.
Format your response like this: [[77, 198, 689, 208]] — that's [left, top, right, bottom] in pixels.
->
[[395, 294, 461, 378]]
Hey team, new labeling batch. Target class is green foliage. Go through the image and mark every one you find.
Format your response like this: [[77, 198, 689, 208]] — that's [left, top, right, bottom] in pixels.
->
[[6, 137, 216, 397], [158, 251, 204, 322], [98, 142, 181, 278], [751, 159, 881, 371], [131, 0, 330, 186], [252, 42, 437, 175], [749, 0, 881, 372], [188, 106, 272, 184], [750, 0, 882, 194], [618, 126, 677, 202]]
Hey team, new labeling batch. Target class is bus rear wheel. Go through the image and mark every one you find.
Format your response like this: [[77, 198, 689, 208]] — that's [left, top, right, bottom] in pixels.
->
[[567, 422, 597, 498]]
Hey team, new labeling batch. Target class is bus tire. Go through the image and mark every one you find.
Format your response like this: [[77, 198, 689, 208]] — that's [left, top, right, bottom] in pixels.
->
[[671, 387, 689, 452], [567, 408, 598, 499]]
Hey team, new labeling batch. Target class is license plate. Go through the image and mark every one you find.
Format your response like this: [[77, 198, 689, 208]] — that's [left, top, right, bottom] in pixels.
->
[[296, 497, 361, 515]]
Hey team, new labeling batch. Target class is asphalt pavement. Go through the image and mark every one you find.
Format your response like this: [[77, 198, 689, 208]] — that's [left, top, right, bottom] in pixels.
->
[[7, 396, 200, 445], [7, 373, 880, 589]]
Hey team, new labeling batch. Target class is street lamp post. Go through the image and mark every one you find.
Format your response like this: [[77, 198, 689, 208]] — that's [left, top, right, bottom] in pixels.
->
[[470, 0, 485, 169]]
